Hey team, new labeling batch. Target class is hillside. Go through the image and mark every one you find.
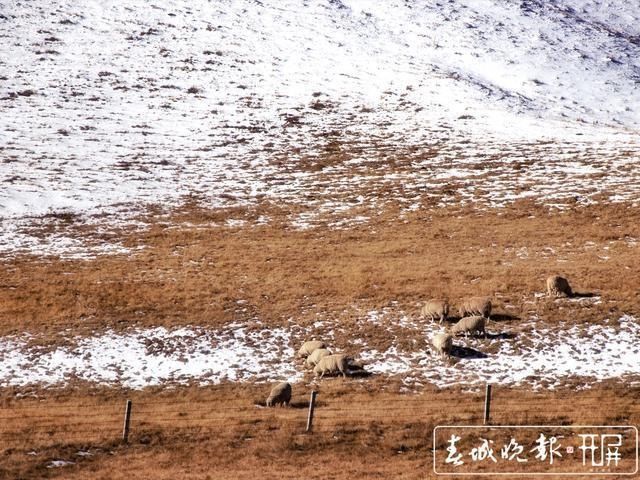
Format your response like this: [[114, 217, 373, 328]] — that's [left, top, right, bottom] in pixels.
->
[[1, 1, 640, 478], [2, 0, 640, 257]]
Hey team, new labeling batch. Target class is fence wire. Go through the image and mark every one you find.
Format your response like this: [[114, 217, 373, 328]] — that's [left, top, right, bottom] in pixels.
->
[[1, 388, 637, 449]]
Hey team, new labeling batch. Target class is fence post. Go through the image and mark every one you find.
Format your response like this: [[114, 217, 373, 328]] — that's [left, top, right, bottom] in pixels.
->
[[122, 399, 132, 443], [483, 384, 492, 425], [306, 391, 317, 433]]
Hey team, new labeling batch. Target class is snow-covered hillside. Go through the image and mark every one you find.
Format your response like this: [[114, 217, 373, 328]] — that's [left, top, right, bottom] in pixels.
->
[[1, 0, 640, 256]]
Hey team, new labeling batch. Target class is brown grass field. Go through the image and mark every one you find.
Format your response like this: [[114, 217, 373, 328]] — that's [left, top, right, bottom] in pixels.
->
[[1, 383, 639, 479], [1, 199, 640, 479]]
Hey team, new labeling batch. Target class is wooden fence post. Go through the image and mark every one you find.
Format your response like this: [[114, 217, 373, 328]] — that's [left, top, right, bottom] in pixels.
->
[[306, 391, 317, 433], [122, 399, 132, 443], [483, 384, 492, 425]]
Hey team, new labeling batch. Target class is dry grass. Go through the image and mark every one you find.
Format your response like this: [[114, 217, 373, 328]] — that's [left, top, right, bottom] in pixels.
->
[[1, 383, 639, 479], [1, 200, 640, 478], [1, 200, 638, 344], [1, 201, 639, 338]]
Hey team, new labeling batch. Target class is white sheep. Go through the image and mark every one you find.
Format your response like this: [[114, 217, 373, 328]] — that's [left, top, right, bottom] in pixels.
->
[[432, 332, 453, 358], [421, 299, 449, 323], [266, 382, 292, 407], [305, 348, 332, 368], [313, 354, 350, 378], [546, 275, 573, 297], [459, 296, 492, 319], [297, 340, 326, 358], [450, 315, 486, 337]]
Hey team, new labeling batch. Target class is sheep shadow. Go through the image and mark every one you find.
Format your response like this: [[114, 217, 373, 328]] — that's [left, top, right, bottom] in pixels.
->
[[314, 369, 372, 379], [443, 314, 518, 324], [570, 291, 597, 298], [306, 366, 372, 380], [484, 331, 517, 340], [488, 313, 520, 322], [254, 399, 311, 409], [450, 345, 487, 359]]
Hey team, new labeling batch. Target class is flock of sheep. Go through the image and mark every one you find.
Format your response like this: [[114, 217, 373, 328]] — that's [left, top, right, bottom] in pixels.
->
[[430, 274, 573, 358], [265, 340, 354, 406], [265, 274, 573, 406]]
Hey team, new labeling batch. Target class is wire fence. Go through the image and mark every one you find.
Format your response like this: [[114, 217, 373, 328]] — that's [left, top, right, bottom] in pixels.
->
[[1, 386, 638, 448]]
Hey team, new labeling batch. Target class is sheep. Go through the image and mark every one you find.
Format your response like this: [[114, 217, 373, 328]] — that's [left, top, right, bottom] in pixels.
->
[[450, 315, 486, 338], [305, 348, 332, 368], [432, 332, 453, 358], [459, 296, 492, 319], [297, 340, 326, 358], [266, 382, 292, 407], [546, 275, 573, 298], [421, 299, 449, 323], [313, 354, 350, 379]]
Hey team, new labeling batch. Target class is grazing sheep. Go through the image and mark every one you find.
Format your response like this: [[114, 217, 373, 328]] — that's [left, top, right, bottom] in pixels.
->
[[421, 299, 449, 323], [266, 382, 292, 407], [546, 275, 573, 297], [432, 332, 453, 358], [313, 354, 350, 379], [450, 315, 486, 338], [305, 348, 332, 368], [297, 340, 326, 358], [459, 296, 492, 319]]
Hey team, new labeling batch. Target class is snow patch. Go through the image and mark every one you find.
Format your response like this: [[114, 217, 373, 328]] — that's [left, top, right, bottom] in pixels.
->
[[0, 325, 302, 389], [1, 315, 639, 390]]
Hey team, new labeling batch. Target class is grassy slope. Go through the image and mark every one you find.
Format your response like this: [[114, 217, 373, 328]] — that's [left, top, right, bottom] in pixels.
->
[[1, 201, 639, 336], [1, 200, 640, 478]]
